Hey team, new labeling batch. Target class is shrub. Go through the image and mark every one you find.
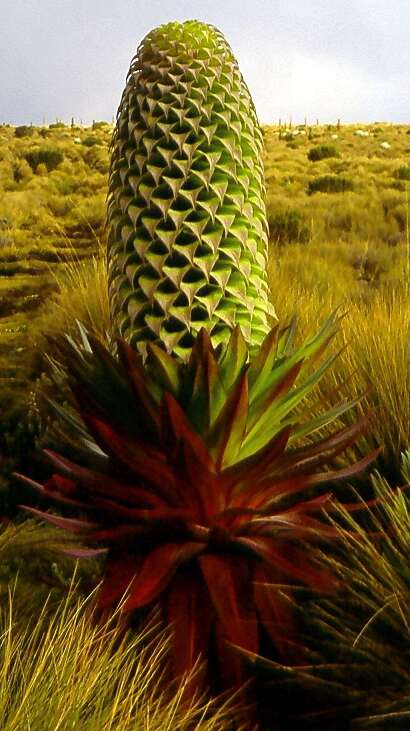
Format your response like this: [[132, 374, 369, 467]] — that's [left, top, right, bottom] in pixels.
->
[[308, 144, 340, 161], [83, 146, 109, 173], [268, 207, 310, 245], [14, 125, 34, 138], [12, 160, 33, 183], [24, 148, 64, 172], [82, 135, 103, 147], [394, 164, 410, 181], [307, 175, 354, 195]]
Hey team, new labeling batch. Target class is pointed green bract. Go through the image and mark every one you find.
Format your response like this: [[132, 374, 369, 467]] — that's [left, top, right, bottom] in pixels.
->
[[107, 20, 275, 360]]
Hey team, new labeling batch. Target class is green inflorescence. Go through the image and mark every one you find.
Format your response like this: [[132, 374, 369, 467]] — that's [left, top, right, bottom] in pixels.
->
[[107, 20, 276, 360]]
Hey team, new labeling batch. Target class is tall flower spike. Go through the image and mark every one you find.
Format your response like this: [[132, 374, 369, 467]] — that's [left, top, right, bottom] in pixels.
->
[[107, 20, 276, 360]]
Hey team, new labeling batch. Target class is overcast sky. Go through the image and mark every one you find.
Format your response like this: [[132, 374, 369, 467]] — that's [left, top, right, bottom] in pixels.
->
[[1, 0, 409, 126]]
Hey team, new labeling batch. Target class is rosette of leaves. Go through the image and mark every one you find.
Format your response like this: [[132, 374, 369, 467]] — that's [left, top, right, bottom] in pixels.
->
[[16, 310, 380, 696], [107, 20, 275, 359]]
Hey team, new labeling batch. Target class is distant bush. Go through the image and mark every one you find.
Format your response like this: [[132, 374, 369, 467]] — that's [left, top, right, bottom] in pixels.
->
[[24, 148, 64, 172], [307, 175, 354, 195], [14, 126, 34, 139], [83, 147, 109, 174], [91, 121, 109, 130], [268, 208, 310, 245], [48, 122, 66, 129], [308, 144, 340, 162], [12, 160, 33, 183], [82, 135, 103, 147], [394, 165, 410, 181]]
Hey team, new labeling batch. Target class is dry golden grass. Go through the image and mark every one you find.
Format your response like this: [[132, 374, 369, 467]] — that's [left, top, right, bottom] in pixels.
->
[[31, 248, 110, 348], [0, 527, 247, 730], [267, 237, 410, 478]]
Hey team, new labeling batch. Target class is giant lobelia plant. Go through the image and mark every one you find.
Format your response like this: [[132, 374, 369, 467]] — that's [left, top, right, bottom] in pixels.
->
[[17, 20, 380, 695]]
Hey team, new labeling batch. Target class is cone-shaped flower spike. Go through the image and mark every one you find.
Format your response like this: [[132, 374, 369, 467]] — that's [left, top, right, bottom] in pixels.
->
[[107, 20, 276, 359]]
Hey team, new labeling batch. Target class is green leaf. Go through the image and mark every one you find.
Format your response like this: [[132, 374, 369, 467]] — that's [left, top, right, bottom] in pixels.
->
[[217, 325, 249, 391], [242, 347, 344, 459], [288, 393, 368, 442], [207, 373, 249, 469], [248, 309, 342, 406], [146, 341, 181, 396], [184, 329, 226, 431]]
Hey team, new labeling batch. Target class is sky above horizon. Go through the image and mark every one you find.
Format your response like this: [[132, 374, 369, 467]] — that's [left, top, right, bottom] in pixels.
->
[[1, 0, 409, 126]]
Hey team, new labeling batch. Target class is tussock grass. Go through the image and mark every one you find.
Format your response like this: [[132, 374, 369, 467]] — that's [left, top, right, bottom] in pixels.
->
[[249, 454, 410, 729], [0, 560, 246, 730], [305, 453, 410, 728], [31, 249, 110, 347], [267, 240, 410, 478]]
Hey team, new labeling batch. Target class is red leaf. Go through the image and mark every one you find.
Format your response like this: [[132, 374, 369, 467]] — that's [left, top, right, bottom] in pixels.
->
[[123, 542, 205, 611], [279, 412, 373, 470], [234, 474, 312, 513], [43, 451, 167, 508], [60, 547, 108, 559], [253, 564, 300, 662], [199, 554, 258, 654], [174, 438, 224, 520], [19, 505, 98, 533], [310, 445, 383, 484], [97, 553, 144, 609], [87, 524, 143, 543], [116, 338, 160, 437], [89, 495, 193, 522], [243, 511, 343, 542], [160, 392, 212, 470], [75, 414, 177, 500], [13, 472, 86, 509], [166, 569, 213, 695], [268, 412, 375, 478], [237, 536, 338, 592]]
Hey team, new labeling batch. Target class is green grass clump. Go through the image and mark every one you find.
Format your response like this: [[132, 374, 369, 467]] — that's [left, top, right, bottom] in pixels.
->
[[394, 164, 410, 181], [82, 135, 104, 147], [14, 125, 34, 139], [307, 144, 340, 161], [24, 147, 64, 173], [267, 207, 310, 245], [307, 174, 355, 194]]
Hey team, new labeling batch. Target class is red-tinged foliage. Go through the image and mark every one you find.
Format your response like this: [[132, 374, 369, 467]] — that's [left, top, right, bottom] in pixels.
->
[[16, 319, 381, 698]]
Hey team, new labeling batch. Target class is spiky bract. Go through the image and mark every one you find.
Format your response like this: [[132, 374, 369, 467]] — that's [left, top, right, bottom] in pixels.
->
[[107, 20, 275, 360]]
